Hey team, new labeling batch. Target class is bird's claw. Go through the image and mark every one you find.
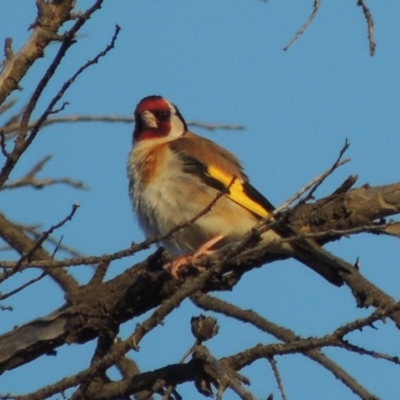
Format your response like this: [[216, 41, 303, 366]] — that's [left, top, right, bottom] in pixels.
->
[[164, 235, 224, 279]]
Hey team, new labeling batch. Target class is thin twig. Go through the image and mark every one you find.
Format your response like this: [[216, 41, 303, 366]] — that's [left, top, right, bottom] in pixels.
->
[[20, 224, 83, 258], [48, 101, 69, 115], [0, 204, 79, 284], [0, 132, 7, 157], [300, 138, 350, 205], [284, 0, 321, 51], [357, 0, 376, 56], [0, 271, 46, 301], [266, 223, 390, 245], [2, 175, 87, 190], [51, 236, 63, 259], [0, 1, 108, 189], [0, 98, 17, 115], [272, 158, 350, 215], [1, 155, 88, 190], [154, 340, 199, 400], [240, 142, 351, 254], [1, 115, 245, 135], [188, 121, 244, 131], [21, 204, 79, 263], [191, 293, 377, 400], [27, 24, 121, 147], [342, 341, 400, 366], [268, 357, 288, 400]]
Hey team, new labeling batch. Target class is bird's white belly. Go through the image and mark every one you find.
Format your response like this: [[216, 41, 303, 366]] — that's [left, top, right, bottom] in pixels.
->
[[133, 171, 259, 254]]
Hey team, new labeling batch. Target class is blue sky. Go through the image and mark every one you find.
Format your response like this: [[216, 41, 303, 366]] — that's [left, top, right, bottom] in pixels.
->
[[1, 1, 400, 399]]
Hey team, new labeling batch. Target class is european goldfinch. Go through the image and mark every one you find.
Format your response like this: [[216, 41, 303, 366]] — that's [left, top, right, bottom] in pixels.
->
[[128, 95, 343, 286]]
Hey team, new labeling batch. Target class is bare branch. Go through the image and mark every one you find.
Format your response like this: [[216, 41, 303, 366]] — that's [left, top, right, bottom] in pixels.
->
[[256, 140, 352, 221], [0, 132, 7, 158], [25, 23, 120, 141], [0, 0, 108, 189], [20, 223, 83, 258], [1, 155, 88, 190], [342, 340, 400, 365], [192, 293, 376, 399], [301, 138, 351, 203], [15, 204, 79, 266], [187, 121, 244, 132], [0, 0, 76, 105], [0, 209, 78, 292], [284, 0, 321, 51], [0, 271, 46, 301], [357, 0, 376, 56], [0, 98, 17, 115], [267, 357, 288, 400], [1, 115, 245, 136]]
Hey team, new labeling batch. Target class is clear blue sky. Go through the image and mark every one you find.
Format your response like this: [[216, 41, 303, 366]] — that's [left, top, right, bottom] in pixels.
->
[[1, 1, 400, 399]]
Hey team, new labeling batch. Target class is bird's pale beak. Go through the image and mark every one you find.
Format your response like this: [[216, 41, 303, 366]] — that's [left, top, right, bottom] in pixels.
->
[[140, 110, 158, 128]]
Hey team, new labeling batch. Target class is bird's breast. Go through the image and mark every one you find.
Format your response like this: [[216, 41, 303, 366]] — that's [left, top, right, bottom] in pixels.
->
[[127, 141, 261, 254]]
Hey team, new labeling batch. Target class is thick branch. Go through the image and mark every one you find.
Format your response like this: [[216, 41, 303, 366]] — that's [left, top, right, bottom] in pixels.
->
[[0, 0, 75, 105], [1, 180, 400, 376]]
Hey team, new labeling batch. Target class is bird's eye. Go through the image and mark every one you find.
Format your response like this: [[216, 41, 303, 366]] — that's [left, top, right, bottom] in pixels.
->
[[154, 110, 171, 121]]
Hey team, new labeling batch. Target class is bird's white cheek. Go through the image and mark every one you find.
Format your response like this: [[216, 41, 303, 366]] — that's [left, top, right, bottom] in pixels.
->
[[168, 115, 186, 139]]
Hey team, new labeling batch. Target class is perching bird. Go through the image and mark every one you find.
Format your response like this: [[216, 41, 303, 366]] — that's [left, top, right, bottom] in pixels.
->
[[127, 95, 344, 286]]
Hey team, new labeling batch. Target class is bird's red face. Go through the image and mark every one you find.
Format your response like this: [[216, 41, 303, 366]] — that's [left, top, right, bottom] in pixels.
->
[[133, 95, 187, 143]]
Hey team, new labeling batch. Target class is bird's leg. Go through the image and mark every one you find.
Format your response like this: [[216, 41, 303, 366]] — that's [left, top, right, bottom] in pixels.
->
[[164, 235, 225, 279]]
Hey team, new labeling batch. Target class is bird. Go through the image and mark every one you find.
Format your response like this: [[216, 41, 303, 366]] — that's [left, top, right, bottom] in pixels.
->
[[127, 95, 344, 286]]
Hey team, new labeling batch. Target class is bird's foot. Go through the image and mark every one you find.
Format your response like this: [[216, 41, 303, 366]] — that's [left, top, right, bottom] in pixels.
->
[[164, 235, 225, 280]]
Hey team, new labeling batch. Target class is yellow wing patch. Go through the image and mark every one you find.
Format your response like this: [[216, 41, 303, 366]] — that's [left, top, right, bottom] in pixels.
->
[[207, 165, 270, 218]]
